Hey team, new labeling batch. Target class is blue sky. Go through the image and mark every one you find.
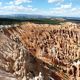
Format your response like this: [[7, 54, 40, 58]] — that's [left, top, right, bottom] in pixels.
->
[[0, 0, 80, 17]]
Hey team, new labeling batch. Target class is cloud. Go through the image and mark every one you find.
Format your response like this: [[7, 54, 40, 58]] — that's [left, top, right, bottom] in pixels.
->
[[49, 3, 80, 17], [15, 0, 32, 5], [60, 3, 72, 9], [50, 3, 72, 13], [48, 0, 64, 3], [0, 0, 80, 17], [9, 0, 32, 5], [0, 3, 37, 15], [0, 2, 2, 6], [0, 0, 37, 15]]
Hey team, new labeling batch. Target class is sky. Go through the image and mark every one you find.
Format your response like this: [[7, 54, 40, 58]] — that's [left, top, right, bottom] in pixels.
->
[[0, 0, 80, 17]]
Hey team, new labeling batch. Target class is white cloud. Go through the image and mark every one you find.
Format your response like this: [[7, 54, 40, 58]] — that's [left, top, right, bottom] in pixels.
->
[[0, 0, 37, 15], [0, 2, 2, 6], [27, 5, 32, 8], [15, 0, 32, 5], [49, 3, 80, 17], [48, 0, 64, 3], [0, 0, 80, 17], [8, 0, 32, 5], [8, 1, 13, 5], [50, 3, 72, 14], [60, 3, 72, 9], [0, 5, 37, 12]]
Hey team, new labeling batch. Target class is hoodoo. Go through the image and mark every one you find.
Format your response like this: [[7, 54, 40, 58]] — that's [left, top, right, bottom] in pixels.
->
[[0, 22, 80, 80]]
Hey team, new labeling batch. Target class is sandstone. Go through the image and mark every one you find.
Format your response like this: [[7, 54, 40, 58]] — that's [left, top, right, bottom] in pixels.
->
[[0, 22, 80, 80]]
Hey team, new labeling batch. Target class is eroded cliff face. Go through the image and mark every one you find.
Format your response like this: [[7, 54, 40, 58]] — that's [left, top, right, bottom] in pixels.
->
[[0, 22, 80, 80]]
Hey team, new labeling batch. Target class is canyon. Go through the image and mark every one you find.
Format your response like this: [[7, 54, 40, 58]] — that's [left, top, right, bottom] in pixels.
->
[[0, 22, 80, 80]]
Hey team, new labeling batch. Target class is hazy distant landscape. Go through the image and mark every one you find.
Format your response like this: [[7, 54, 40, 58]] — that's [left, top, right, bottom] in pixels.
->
[[0, 14, 80, 25]]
